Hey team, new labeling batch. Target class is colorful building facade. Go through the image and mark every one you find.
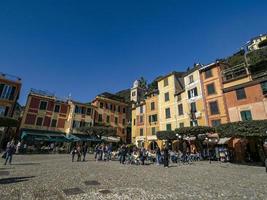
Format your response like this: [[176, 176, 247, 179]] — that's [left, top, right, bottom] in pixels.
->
[[65, 101, 95, 134], [157, 72, 184, 131], [200, 62, 229, 126], [0, 73, 21, 118], [183, 66, 207, 126], [20, 89, 70, 133], [92, 92, 130, 143]]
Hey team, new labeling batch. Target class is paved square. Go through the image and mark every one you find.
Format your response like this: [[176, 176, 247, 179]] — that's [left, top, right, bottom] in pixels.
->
[[0, 154, 266, 200]]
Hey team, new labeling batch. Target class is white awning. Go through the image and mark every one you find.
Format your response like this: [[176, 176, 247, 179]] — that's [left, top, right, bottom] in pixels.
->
[[147, 135, 157, 141], [102, 136, 120, 143], [218, 137, 231, 145]]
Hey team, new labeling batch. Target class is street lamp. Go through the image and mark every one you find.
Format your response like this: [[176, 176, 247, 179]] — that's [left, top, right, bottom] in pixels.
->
[[205, 137, 212, 164]]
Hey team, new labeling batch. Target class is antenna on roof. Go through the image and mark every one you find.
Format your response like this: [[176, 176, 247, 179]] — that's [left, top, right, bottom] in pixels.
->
[[67, 93, 72, 100]]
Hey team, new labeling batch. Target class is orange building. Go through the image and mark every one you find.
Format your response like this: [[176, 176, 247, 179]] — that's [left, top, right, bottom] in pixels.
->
[[224, 81, 267, 122], [92, 92, 130, 143], [199, 62, 229, 126]]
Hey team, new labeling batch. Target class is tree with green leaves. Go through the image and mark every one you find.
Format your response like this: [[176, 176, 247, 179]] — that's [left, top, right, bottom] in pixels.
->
[[215, 120, 267, 138], [156, 130, 176, 140], [77, 126, 116, 139], [138, 77, 147, 89], [175, 126, 215, 137]]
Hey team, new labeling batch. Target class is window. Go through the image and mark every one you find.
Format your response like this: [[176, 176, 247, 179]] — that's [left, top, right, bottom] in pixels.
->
[[209, 101, 219, 115], [123, 118, 125, 125], [190, 102, 197, 113], [140, 115, 143, 123], [261, 81, 267, 95], [86, 108, 92, 115], [211, 119, 221, 127], [164, 78, 168, 87], [118, 106, 121, 112], [241, 110, 252, 121], [165, 108, 171, 119], [179, 122, 184, 128], [140, 106, 143, 114], [106, 115, 110, 123], [80, 121, 86, 127], [189, 75, 194, 84], [39, 101, 47, 110], [207, 83, 216, 95], [105, 103, 109, 109], [115, 117, 118, 125], [149, 114, 157, 123], [205, 69, 213, 79], [113, 105, 116, 112], [188, 87, 198, 99], [152, 127, 156, 135], [0, 84, 16, 100], [100, 102, 104, 108], [190, 120, 198, 127], [72, 120, 80, 128], [110, 104, 113, 110], [166, 123, 172, 131], [177, 94, 182, 101], [75, 106, 80, 114], [98, 114, 102, 122], [0, 106, 6, 116], [151, 102, 155, 110], [54, 105, 60, 112], [36, 117, 43, 126], [132, 91, 136, 97], [51, 119, 57, 127], [81, 107, 86, 114], [140, 128, 143, 136], [178, 104, 184, 115], [0, 106, 9, 117], [236, 88, 246, 100], [164, 92, 170, 102], [122, 128, 125, 134], [123, 107, 126, 113], [133, 119, 136, 125]]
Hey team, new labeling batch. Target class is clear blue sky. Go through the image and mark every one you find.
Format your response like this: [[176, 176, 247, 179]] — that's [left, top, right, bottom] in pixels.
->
[[1, 0, 267, 105]]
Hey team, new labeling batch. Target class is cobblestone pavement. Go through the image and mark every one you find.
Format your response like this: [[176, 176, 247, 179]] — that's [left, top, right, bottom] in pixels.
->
[[0, 154, 266, 200]]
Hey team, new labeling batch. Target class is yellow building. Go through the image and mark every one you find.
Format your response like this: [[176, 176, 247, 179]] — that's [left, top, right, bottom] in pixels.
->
[[174, 89, 191, 128], [157, 72, 184, 131], [183, 66, 207, 126], [144, 91, 161, 149], [131, 90, 162, 149], [65, 100, 96, 134]]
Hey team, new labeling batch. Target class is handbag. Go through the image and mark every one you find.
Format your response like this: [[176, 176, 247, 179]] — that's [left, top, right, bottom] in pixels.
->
[[1, 152, 7, 159]]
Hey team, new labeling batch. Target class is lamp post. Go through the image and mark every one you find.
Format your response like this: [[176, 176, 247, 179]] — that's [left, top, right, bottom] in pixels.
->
[[206, 137, 212, 164], [176, 134, 182, 151]]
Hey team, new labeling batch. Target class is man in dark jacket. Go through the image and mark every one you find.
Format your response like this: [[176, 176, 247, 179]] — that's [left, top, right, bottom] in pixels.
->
[[4, 141, 15, 165], [82, 143, 88, 162], [163, 145, 169, 168]]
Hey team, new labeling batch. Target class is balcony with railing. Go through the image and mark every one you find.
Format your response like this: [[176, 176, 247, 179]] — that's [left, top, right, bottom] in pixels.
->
[[221, 63, 249, 83]]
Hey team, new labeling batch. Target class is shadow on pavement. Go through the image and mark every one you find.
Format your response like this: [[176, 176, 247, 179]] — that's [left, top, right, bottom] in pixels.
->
[[0, 176, 35, 184], [12, 163, 40, 166]]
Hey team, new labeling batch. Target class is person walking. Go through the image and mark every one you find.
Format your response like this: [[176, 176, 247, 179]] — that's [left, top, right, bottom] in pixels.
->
[[4, 141, 15, 165], [121, 144, 127, 164], [71, 146, 77, 162], [94, 144, 99, 161], [163, 145, 169, 168], [82, 143, 88, 162], [77, 145, 81, 162], [156, 146, 161, 165]]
